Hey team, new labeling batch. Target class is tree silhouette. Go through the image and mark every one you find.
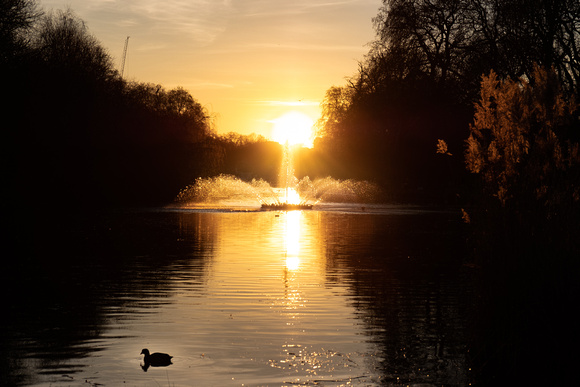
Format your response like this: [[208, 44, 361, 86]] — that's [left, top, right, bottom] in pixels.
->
[[0, 0, 40, 64]]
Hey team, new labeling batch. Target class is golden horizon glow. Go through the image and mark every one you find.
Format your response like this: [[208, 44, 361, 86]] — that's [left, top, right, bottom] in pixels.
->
[[271, 111, 315, 148]]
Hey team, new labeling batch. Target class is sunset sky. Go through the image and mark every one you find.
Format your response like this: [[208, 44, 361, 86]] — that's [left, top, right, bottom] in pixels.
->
[[40, 0, 381, 140]]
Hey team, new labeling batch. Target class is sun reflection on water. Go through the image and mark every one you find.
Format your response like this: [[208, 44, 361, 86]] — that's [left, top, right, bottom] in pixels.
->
[[282, 211, 304, 315], [283, 210, 301, 264], [285, 256, 300, 271], [195, 210, 375, 384]]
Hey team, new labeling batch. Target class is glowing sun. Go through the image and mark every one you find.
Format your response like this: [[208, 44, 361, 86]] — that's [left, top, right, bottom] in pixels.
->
[[271, 111, 314, 148]]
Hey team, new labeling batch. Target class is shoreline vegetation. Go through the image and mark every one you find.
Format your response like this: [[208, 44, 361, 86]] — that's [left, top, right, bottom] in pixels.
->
[[3, 1, 579, 385]]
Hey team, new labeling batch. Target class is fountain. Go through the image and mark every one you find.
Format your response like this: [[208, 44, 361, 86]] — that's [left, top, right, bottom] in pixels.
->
[[261, 141, 313, 211], [175, 174, 380, 211], [175, 141, 381, 210]]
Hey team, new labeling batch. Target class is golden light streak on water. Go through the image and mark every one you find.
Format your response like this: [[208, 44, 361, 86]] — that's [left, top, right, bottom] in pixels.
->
[[284, 210, 301, 260]]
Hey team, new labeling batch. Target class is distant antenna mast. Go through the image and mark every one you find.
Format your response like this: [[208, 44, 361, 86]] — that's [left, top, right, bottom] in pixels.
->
[[120, 36, 130, 78]]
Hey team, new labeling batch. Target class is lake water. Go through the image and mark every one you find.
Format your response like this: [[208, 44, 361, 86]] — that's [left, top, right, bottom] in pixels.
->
[[3, 205, 474, 386]]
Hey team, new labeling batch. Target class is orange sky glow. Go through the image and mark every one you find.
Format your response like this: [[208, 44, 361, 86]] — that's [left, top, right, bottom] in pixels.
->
[[40, 0, 380, 142]]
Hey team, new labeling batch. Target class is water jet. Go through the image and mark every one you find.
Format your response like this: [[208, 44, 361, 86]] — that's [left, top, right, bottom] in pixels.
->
[[174, 142, 380, 210]]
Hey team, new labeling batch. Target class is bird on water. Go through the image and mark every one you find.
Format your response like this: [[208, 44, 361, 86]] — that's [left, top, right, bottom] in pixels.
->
[[140, 348, 173, 370]]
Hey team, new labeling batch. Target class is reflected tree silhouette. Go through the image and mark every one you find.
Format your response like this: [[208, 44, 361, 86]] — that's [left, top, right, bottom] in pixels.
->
[[1, 211, 214, 386], [319, 211, 471, 385]]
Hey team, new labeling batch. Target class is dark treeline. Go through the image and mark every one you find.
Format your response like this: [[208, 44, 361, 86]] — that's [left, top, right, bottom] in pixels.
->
[[2, 3, 285, 209], [310, 0, 580, 203], [3, 5, 205, 207], [217, 133, 282, 184]]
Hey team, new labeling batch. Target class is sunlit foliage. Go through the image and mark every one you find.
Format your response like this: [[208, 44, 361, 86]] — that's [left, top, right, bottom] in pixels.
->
[[466, 66, 579, 213], [436, 139, 452, 156]]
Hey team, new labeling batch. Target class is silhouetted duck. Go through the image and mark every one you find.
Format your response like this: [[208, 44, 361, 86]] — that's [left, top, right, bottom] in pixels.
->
[[140, 348, 172, 371]]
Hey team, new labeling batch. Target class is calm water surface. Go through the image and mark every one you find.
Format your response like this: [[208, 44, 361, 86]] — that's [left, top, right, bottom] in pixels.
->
[[4, 205, 473, 386]]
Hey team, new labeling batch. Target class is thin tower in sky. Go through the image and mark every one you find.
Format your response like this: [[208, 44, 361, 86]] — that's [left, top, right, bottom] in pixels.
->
[[120, 36, 130, 78]]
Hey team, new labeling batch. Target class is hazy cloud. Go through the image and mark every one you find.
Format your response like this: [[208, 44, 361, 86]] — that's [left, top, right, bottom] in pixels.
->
[[42, 0, 235, 46]]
